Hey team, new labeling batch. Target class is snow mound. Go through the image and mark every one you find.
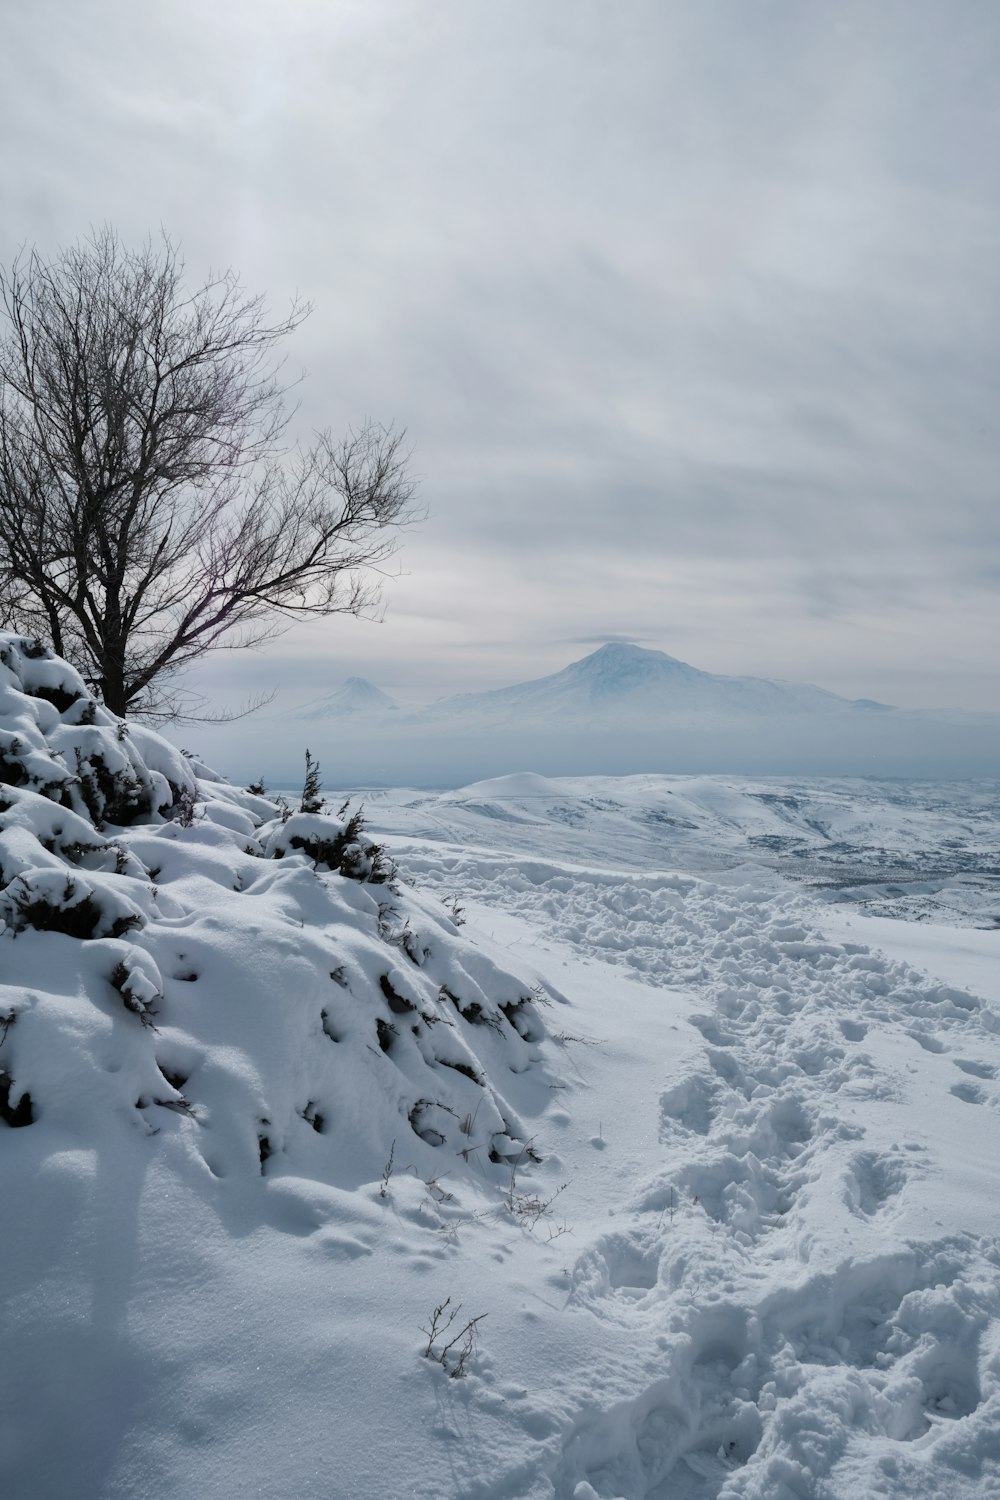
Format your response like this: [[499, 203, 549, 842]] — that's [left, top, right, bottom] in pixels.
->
[[0, 633, 556, 1204], [444, 771, 569, 801]]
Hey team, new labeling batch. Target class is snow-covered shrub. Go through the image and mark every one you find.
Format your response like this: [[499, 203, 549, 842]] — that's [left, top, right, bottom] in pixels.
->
[[0, 635, 195, 826], [261, 806, 395, 882], [0, 1068, 32, 1126], [0, 869, 146, 940], [0, 634, 559, 1210], [107, 944, 163, 1028]]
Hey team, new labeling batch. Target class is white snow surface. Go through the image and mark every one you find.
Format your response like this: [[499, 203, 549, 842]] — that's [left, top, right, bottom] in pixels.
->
[[3, 647, 1000, 1499]]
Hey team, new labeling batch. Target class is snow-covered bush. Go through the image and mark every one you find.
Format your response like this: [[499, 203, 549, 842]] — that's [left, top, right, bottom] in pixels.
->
[[0, 633, 558, 1209], [262, 806, 395, 882], [1, 869, 144, 940], [0, 635, 194, 824]]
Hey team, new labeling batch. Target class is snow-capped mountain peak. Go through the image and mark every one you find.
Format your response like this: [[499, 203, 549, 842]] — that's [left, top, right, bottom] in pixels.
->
[[550, 642, 703, 699], [432, 642, 855, 719], [297, 676, 399, 719]]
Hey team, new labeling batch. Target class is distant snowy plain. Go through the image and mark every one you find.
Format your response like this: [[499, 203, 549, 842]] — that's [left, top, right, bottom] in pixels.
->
[[3, 635, 1000, 1499]]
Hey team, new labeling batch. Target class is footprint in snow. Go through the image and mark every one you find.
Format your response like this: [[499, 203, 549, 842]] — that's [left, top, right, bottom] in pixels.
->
[[688, 1013, 738, 1048], [558, 1304, 763, 1498], [671, 1152, 798, 1245], [704, 1047, 753, 1097], [572, 1229, 662, 1304], [842, 1150, 907, 1218], [953, 1057, 996, 1079], [559, 1245, 995, 1500], [658, 1073, 721, 1138], [907, 1029, 947, 1054]]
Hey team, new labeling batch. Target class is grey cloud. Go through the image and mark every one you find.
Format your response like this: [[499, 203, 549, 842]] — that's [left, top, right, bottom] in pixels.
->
[[1, 0, 998, 719], [563, 635, 651, 648]]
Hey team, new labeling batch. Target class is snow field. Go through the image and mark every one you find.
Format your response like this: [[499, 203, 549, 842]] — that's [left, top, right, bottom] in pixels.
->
[[363, 771, 1000, 927], [3, 637, 1000, 1498], [383, 847, 1000, 1497]]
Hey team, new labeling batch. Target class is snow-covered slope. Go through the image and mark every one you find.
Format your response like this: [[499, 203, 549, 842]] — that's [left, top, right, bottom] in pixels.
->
[[297, 675, 400, 719], [363, 771, 1000, 927], [7, 638, 1000, 1500], [0, 636, 557, 1184], [0, 635, 568, 1497]]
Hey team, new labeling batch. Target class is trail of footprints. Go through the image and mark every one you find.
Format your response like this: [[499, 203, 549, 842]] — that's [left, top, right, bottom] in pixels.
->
[[560, 1238, 1000, 1500], [542, 878, 1000, 1498], [405, 851, 1000, 1493]]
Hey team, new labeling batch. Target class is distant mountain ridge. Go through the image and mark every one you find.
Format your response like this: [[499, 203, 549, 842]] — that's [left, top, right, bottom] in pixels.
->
[[294, 644, 893, 725], [241, 642, 1000, 784], [428, 642, 890, 720]]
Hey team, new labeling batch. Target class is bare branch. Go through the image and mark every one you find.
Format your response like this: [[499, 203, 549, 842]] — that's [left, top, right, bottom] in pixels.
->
[[0, 227, 417, 718]]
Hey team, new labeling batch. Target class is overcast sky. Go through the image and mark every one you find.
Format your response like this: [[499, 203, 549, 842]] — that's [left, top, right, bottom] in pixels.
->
[[3, 0, 999, 711]]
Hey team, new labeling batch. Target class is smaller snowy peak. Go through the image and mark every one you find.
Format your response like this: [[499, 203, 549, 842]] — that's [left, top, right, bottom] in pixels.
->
[[297, 677, 399, 720]]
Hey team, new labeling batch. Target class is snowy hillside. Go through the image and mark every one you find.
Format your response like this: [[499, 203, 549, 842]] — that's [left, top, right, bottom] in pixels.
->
[[184, 644, 1000, 785], [5, 636, 1000, 1500], [362, 771, 1000, 927], [0, 634, 568, 1498], [0, 634, 552, 1190]]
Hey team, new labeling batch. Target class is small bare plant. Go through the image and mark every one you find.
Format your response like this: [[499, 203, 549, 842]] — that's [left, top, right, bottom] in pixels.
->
[[443, 894, 466, 926], [373, 900, 425, 960], [377, 904, 409, 947], [402, 1164, 455, 1207], [543, 1216, 572, 1243], [420, 1297, 487, 1378], [503, 1141, 569, 1234], [379, 1138, 396, 1198], [459, 1097, 483, 1139], [507, 1178, 569, 1233]]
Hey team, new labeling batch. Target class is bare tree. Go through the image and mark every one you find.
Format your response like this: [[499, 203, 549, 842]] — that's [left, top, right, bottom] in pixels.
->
[[0, 228, 416, 719]]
